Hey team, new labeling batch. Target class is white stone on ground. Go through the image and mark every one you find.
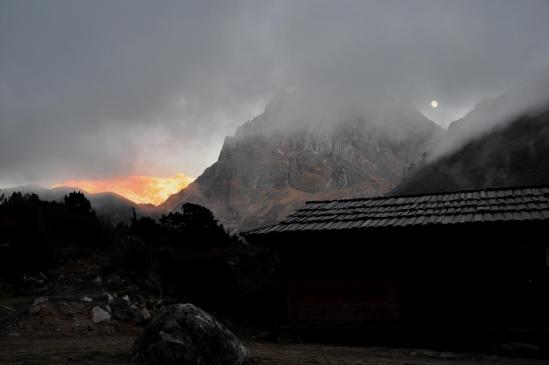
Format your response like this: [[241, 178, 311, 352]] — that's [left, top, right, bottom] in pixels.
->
[[91, 306, 111, 323]]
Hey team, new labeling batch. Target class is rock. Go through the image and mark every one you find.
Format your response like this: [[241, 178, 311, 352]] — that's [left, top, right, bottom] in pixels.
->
[[29, 298, 51, 315], [29, 305, 45, 315], [122, 295, 130, 303], [33, 296, 48, 306], [111, 297, 132, 321], [22, 274, 46, 287], [104, 292, 114, 302], [0, 304, 18, 315], [493, 342, 541, 358], [142, 307, 151, 321], [133, 306, 152, 325], [93, 276, 102, 284], [0, 305, 18, 333], [132, 303, 249, 365], [81, 296, 93, 303], [59, 302, 75, 316], [91, 306, 111, 324]]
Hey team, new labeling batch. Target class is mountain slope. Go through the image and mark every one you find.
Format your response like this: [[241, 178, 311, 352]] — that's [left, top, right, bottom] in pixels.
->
[[162, 98, 441, 231], [392, 68, 549, 196], [391, 109, 549, 195], [433, 66, 549, 159]]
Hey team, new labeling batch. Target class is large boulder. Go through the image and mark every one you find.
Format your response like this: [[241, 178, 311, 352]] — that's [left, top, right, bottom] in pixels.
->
[[132, 303, 249, 365]]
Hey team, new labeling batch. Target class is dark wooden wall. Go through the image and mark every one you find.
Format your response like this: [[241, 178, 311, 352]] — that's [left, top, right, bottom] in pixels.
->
[[251, 219, 549, 329], [287, 277, 399, 325]]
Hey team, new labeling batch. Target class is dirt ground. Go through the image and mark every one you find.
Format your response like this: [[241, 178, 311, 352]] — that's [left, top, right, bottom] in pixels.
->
[[1, 336, 548, 365]]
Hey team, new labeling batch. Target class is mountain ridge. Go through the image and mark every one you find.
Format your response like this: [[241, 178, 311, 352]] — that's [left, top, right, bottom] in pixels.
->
[[391, 109, 549, 196], [161, 98, 442, 231]]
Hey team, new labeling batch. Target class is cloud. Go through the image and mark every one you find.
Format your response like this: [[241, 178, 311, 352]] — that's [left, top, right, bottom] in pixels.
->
[[1, 0, 549, 187], [53, 172, 194, 205], [431, 65, 549, 158]]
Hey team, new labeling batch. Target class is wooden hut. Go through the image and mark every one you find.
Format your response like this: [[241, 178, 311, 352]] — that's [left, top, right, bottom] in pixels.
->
[[243, 186, 549, 330]]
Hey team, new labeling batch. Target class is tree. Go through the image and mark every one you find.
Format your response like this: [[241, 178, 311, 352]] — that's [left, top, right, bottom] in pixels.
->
[[64, 191, 94, 216]]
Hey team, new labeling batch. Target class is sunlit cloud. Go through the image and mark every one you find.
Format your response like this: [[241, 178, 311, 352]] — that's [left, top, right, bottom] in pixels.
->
[[53, 173, 194, 205]]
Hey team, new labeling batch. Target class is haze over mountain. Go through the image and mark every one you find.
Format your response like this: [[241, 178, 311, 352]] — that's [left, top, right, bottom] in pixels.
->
[[2, 1, 549, 190], [393, 68, 549, 195], [53, 172, 194, 205], [161, 93, 442, 230]]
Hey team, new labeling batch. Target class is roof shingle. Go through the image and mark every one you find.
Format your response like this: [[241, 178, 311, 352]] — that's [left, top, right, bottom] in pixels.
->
[[244, 185, 549, 236]]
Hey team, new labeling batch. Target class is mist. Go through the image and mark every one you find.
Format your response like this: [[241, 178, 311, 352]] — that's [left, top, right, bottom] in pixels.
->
[[431, 65, 549, 159], [2, 0, 549, 187]]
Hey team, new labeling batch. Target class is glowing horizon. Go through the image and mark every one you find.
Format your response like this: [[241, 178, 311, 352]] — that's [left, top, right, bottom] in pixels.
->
[[52, 172, 194, 205]]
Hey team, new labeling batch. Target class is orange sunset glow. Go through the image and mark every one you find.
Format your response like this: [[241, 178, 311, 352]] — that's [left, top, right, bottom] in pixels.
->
[[53, 172, 194, 205]]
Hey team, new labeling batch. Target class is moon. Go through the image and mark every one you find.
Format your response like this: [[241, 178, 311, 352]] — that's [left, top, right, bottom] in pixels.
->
[[430, 99, 438, 108]]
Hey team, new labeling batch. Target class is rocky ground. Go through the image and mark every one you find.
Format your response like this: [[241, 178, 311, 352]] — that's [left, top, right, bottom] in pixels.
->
[[2, 292, 548, 365], [1, 289, 547, 365], [0, 252, 158, 339], [1, 252, 547, 365], [3, 288, 547, 365]]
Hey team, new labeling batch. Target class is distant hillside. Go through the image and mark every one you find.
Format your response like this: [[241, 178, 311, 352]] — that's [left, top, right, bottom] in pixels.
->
[[392, 109, 549, 195], [432, 66, 549, 159], [392, 68, 549, 196], [161, 96, 441, 231], [0, 185, 164, 223]]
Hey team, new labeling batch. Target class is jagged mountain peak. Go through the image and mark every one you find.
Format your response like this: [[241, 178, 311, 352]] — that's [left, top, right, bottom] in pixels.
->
[[162, 96, 441, 231]]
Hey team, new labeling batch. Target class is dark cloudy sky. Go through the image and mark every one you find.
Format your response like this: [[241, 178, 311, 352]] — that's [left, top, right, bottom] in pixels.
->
[[1, 0, 549, 187]]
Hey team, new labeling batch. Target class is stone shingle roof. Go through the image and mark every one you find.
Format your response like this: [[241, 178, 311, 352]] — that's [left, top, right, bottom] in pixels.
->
[[244, 185, 549, 235]]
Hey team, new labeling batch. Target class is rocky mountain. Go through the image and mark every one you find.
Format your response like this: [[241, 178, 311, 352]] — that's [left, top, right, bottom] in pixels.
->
[[0, 185, 163, 223], [161, 97, 442, 231], [393, 68, 549, 196], [391, 108, 549, 196]]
